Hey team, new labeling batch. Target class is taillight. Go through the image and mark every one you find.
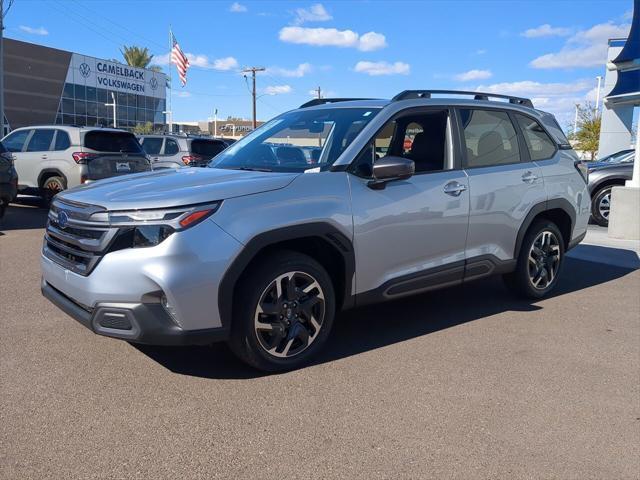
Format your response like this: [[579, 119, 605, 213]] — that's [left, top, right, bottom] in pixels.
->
[[574, 160, 588, 184], [182, 154, 203, 166], [72, 152, 98, 164]]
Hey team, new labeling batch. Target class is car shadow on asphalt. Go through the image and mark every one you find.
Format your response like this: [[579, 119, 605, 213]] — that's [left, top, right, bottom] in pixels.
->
[[0, 197, 48, 232], [134, 252, 638, 380]]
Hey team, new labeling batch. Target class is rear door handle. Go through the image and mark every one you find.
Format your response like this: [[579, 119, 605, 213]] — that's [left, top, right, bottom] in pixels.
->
[[522, 171, 538, 183], [41, 154, 48, 160], [444, 181, 467, 196]]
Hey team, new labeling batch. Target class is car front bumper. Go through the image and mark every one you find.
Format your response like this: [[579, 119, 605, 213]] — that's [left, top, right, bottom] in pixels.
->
[[40, 218, 243, 344]]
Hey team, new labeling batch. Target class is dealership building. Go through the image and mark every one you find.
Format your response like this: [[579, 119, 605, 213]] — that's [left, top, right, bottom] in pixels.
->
[[2, 38, 167, 134]]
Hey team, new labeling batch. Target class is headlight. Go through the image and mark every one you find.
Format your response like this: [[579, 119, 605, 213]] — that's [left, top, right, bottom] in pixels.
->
[[91, 202, 221, 249]]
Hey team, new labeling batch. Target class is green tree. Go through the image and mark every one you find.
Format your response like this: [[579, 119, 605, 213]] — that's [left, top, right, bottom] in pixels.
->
[[568, 102, 601, 160], [120, 46, 162, 72], [133, 122, 154, 134]]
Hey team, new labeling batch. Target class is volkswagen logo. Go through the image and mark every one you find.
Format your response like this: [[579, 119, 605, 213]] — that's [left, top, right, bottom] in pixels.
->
[[58, 210, 69, 229], [150, 77, 158, 90], [79, 62, 91, 78]]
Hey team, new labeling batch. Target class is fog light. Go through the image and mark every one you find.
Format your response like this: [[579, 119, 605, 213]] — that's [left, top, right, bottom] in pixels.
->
[[161, 294, 182, 327]]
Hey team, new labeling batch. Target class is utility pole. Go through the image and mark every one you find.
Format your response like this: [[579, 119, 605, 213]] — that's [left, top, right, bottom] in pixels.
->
[[105, 92, 117, 128], [242, 66, 265, 129], [1, 0, 7, 136], [595, 75, 603, 115], [315, 86, 322, 99]]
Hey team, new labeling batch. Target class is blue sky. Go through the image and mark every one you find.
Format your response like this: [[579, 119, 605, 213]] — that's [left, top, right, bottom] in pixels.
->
[[5, 0, 634, 126]]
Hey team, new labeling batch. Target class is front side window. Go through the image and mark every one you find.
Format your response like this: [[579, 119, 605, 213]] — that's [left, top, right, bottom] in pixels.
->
[[141, 137, 163, 155], [212, 108, 380, 172], [514, 114, 556, 161], [460, 109, 520, 167], [353, 110, 449, 176], [26, 129, 55, 152], [3, 130, 31, 152]]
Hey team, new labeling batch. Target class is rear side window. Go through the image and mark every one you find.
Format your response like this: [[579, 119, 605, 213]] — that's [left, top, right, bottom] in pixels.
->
[[0, 141, 7, 153], [191, 139, 226, 157], [3, 130, 30, 152], [141, 137, 163, 155], [459, 109, 520, 167], [26, 129, 55, 152], [53, 131, 71, 151], [164, 138, 179, 155], [83, 131, 142, 153], [514, 114, 556, 161]]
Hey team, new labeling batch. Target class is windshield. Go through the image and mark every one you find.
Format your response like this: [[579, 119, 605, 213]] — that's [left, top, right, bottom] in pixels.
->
[[211, 107, 380, 172]]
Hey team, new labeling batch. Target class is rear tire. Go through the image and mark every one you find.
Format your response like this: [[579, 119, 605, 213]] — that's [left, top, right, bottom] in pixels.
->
[[591, 185, 613, 227], [229, 250, 335, 372], [41, 176, 66, 205], [503, 219, 565, 299]]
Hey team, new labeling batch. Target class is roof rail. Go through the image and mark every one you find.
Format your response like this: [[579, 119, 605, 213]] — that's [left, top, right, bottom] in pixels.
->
[[299, 98, 376, 108], [391, 90, 534, 108]]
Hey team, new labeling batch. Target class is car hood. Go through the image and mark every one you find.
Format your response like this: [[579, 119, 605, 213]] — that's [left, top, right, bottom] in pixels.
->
[[57, 167, 299, 210]]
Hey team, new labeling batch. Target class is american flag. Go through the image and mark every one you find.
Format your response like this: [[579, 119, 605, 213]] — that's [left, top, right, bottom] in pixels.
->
[[170, 32, 190, 86]]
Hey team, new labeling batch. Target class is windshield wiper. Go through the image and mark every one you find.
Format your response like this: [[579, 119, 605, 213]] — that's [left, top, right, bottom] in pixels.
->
[[232, 166, 273, 172]]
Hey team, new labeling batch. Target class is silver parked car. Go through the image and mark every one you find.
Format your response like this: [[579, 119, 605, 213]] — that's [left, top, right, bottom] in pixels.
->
[[2, 126, 150, 201], [138, 134, 231, 169], [41, 90, 590, 371]]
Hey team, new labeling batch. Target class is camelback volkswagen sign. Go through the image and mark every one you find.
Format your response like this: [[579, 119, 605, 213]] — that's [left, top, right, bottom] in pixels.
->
[[67, 54, 165, 98]]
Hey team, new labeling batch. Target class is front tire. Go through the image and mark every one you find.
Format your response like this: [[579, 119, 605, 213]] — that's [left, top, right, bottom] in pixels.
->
[[229, 250, 335, 372], [591, 185, 613, 227], [504, 219, 565, 299]]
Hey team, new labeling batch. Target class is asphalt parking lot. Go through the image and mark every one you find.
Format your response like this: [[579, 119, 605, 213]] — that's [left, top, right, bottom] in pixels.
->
[[1, 200, 639, 480]]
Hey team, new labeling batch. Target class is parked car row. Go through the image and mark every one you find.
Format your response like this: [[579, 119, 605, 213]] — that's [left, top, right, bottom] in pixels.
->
[[587, 150, 635, 227], [0, 127, 235, 209]]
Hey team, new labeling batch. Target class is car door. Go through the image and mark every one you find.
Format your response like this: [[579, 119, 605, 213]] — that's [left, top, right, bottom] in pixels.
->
[[140, 136, 164, 168], [3, 129, 33, 188], [349, 108, 470, 299], [458, 108, 546, 265], [21, 129, 56, 188], [161, 137, 182, 168]]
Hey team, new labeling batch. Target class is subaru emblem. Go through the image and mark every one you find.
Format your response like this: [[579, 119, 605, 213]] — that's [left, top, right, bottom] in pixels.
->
[[58, 210, 69, 229]]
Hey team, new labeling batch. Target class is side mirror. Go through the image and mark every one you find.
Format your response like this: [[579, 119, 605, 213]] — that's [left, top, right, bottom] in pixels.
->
[[368, 156, 415, 190]]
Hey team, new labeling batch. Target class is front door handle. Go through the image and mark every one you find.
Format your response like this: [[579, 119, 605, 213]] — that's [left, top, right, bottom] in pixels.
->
[[522, 171, 538, 183], [444, 181, 467, 196]]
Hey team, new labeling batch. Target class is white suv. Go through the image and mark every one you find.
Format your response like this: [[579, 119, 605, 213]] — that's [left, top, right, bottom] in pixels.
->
[[2, 126, 150, 201]]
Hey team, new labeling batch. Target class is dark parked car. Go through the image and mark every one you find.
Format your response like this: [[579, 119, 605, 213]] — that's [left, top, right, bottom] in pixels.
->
[[0, 141, 18, 219], [588, 158, 634, 227]]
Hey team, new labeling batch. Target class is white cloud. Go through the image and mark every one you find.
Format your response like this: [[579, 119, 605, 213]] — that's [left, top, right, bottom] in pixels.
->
[[266, 63, 312, 78], [279, 26, 387, 51], [264, 85, 292, 95], [521, 24, 571, 38], [155, 52, 239, 71], [293, 4, 332, 24], [175, 91, 191, 98], [212, 56, 239, 71], [229, 2, 247, 13], [454, 69, 492, 81], [308, 89, 336, 97], [476, 49, 487, 55], [358, 31, 388, 51], [19, 25, 48, 36], [530, 21, 630, 69], [354, 61, 410, 76]]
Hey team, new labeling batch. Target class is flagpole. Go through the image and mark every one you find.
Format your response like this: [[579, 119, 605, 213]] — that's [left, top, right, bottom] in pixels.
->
[[167, 26, 173, 134]]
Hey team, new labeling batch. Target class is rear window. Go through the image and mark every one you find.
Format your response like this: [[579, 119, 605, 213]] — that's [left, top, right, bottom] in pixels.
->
[[83, 131, 142, 153], [191, 139, 227, 158]]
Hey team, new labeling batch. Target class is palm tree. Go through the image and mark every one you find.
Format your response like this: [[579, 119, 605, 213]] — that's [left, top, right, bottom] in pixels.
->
[[120, 45, 161, 71]]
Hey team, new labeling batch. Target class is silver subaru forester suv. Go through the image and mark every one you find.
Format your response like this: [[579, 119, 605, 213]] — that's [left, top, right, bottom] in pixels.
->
[[41, 90, 590, 371]]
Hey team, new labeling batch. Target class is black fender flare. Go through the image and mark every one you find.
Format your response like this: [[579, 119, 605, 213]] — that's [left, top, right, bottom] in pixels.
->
[[37, 169, 68, 189], [514, 198, 576, 257], [218, 222, 355, 329]]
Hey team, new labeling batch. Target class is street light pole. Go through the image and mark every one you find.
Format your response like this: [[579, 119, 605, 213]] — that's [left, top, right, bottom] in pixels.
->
[[573, 103, 580, 134], [105, 92, 117, 128], [595, 75, 602, 114]]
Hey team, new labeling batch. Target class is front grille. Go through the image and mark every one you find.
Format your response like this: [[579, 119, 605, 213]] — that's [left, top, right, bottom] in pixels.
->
[[44, 199, 118, 276]]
